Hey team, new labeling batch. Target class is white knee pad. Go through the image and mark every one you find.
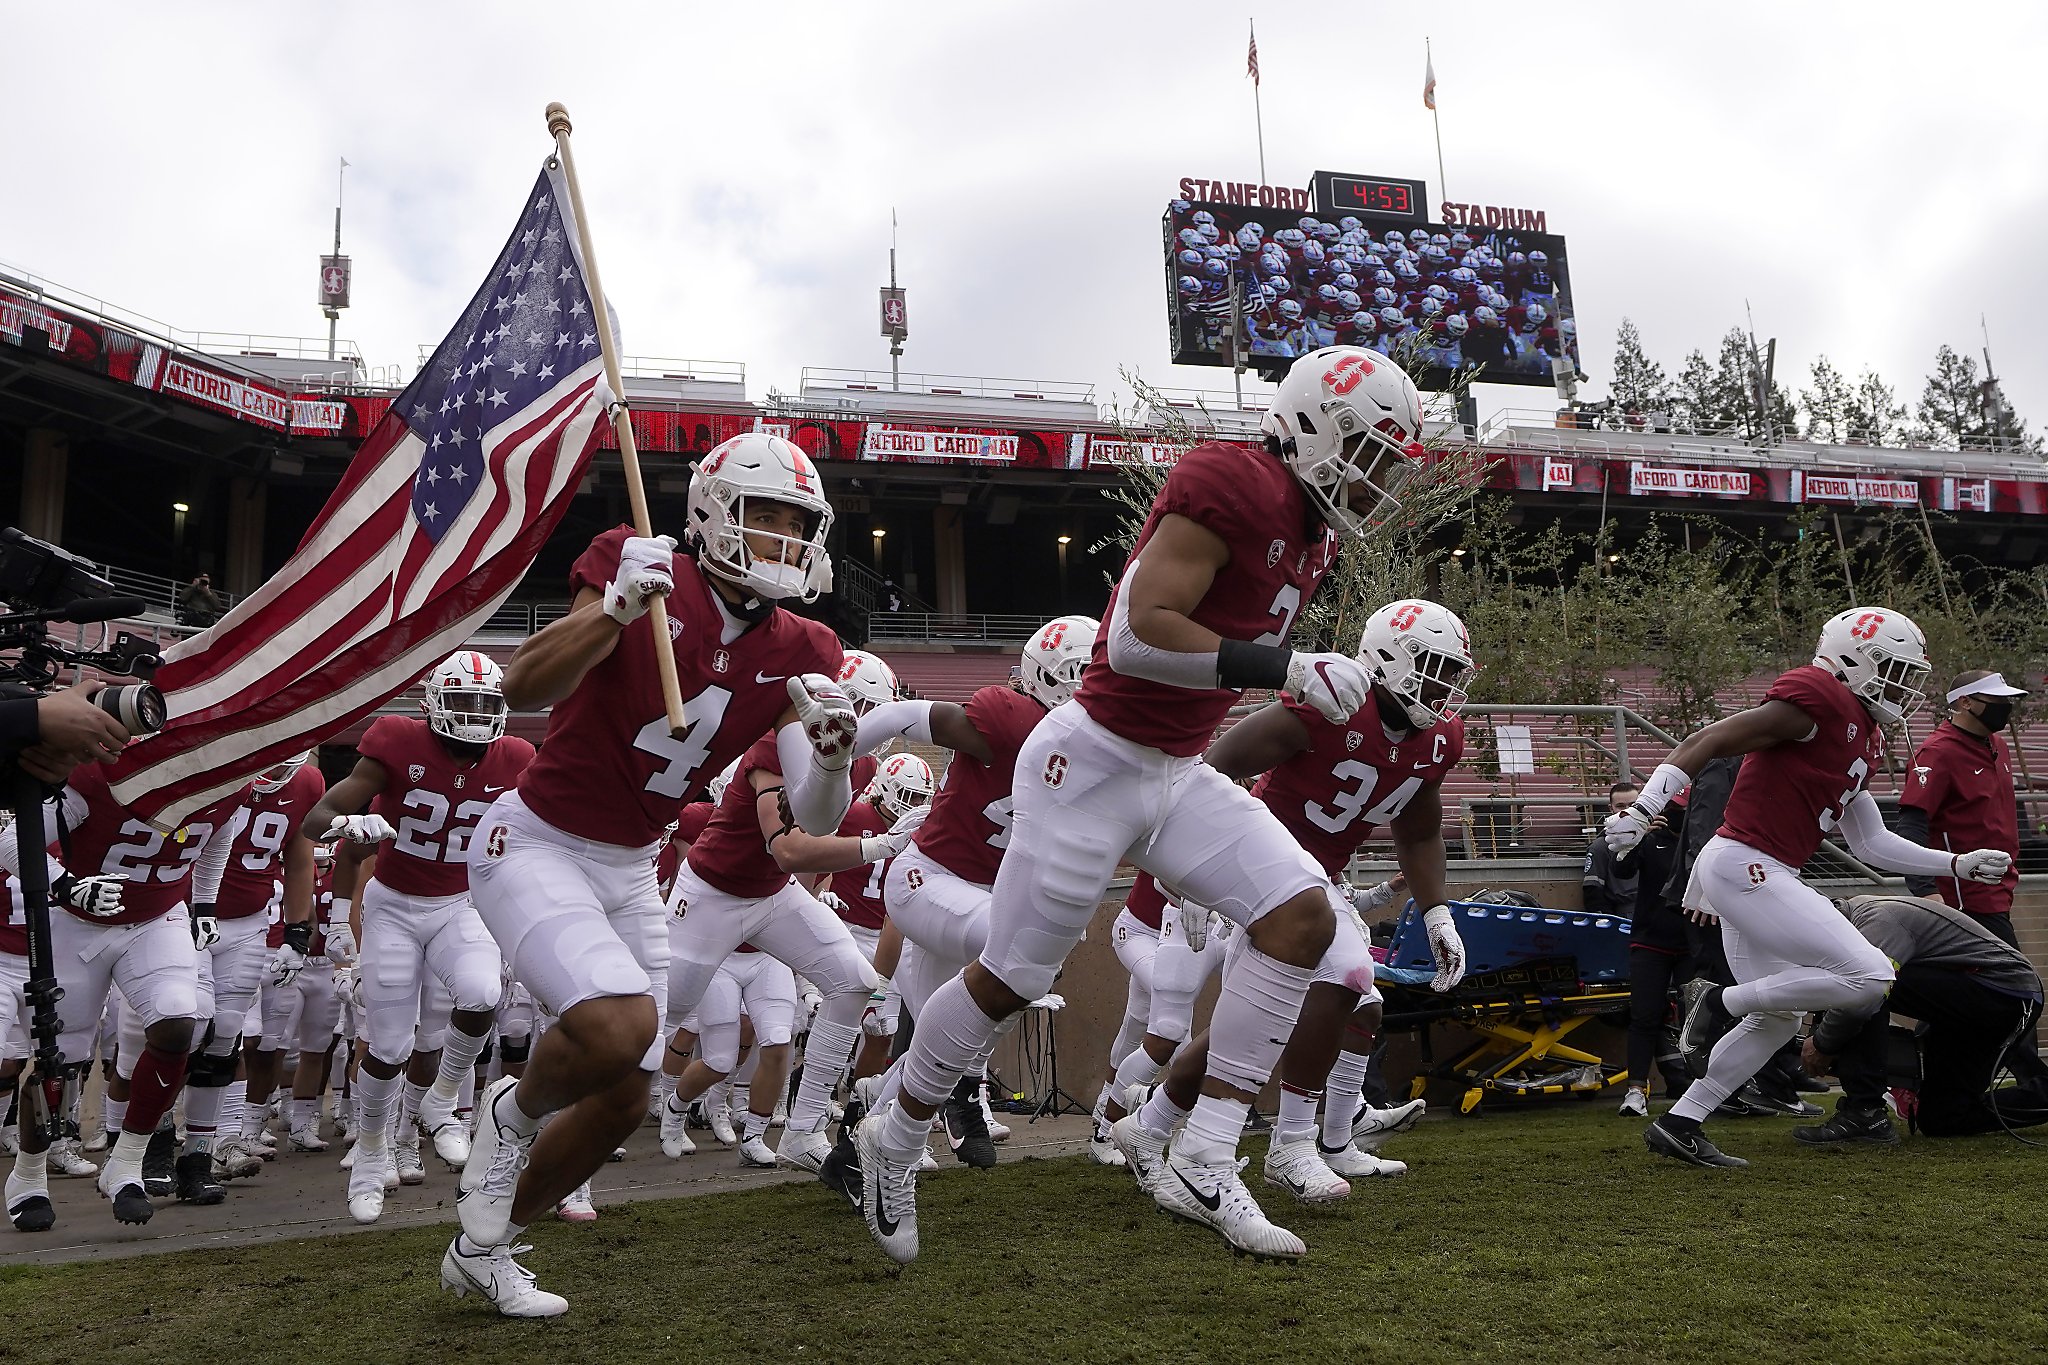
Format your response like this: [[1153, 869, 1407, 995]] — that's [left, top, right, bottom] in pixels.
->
[[698, 1019, 741, 1075], [1147, 940, 1205, 1044]]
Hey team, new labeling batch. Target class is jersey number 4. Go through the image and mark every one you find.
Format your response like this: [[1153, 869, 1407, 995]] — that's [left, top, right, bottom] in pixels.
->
[[1306, 762, 1423, 837], [634, 687, 735, 799]]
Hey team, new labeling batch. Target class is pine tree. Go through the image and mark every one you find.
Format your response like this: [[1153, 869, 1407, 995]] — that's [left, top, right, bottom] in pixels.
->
[[1608, 317, 1668, 414], [1673, 349, 1724, 433], [1844, 370, 1906, 446], [1914, 344, 1986, 449], [1801, 356, 1853, 443], [1978, 375, 2044, 455]]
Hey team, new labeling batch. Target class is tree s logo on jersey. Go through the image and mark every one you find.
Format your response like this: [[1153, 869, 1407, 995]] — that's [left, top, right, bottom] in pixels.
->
[[1043, 752, 1069, 789], [408, 764, 426, 784], [713, 649, 730, 675], [453, 774, 466, 789], [1849, 612, 1885, 640], [1345, 731, 1363, 752], [1266, 539, 1285, 568], [1389, 603, 1424, 631], [1747, 863, 1767, 886]]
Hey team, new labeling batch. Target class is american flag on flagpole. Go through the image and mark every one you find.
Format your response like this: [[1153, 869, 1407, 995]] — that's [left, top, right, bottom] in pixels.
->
[[110, 163, 614, 827], [1247, 23, 1260, 85]]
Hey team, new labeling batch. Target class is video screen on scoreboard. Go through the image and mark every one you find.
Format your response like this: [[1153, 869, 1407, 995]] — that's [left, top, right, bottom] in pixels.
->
[[1164, 201, 1579, 388]]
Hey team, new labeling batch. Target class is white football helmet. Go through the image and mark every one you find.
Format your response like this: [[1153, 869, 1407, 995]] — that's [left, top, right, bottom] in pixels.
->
[[686, 433, 835, 604], [422, 651, 507, 744], [1357, 599, 1475, 729], [1814, 608, 1931, 726], [253, 750, 313, 794], [836, 649, 902, 715], [706, 757, 741, 806], [1019, 615, 1100, 711], [1261, 346, 1426, 533], [866, 752, 936, 824]]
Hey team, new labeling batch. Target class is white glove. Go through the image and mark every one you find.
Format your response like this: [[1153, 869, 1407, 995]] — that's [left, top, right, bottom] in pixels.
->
[[860, 806, 929, 863], [861, 981, 896, 1038], [1283, 651, 1373, 724], [785, 675, 857, 772], [323, 916, 358, 966], [1420, 902, 1467, 993], [1208, 911, 1233, 944], [817, 890, 848, 916], [1603, 807, 1650, 856], [267, 943, 308, 988], [888, 804, 931, 836], [1028, 993, 1066, 1011], [1953, 849, 2014, 885], [190, 910, 221, 951], [602, 534, 677, 625], [331, 965, 365, 1011], [53, 873, 127, 918], [1351, 880, 1398, 914], [1174, 902, 1211, 953], [325, 813, 396, 844]]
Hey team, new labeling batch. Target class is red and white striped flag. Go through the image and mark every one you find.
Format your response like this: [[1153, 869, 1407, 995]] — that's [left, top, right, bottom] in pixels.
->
[[111, 163, 613, 827], [1247, 23, 1260, 85], [1423, 49, 1438, 110]]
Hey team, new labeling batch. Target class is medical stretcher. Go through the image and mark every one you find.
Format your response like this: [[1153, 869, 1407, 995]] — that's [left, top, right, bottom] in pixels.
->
[[1375, 900, 1634, 1115]]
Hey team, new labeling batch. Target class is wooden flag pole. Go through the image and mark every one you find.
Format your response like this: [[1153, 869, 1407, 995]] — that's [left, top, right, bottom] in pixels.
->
[[545, 101, 687, 736]]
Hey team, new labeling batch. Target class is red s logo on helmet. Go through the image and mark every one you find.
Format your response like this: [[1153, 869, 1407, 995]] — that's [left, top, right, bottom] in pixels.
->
[[838, 657, 860, 682], [1850, 612, 1885, 641], [1389, 604, 1424, 631], [1322, 352, 1374, 396], [1038, 622, 1068, 650]]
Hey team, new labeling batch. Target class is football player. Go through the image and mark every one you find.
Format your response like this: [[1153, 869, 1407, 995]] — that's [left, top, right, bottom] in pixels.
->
[[833, 753, 935, 1082], [844, 346, 1437, 1265], [1610, 609, 2013, 1168], [1119, 600, 1472, 1202], [300, 651, 535, 1225], [1, 760, 242, 1227], [447, 432, 857, 1316]]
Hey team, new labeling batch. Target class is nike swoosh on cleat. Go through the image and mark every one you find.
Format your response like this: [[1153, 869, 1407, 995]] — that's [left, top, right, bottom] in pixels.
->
[[1174, 1167, 1223, 1212], [1281, 1174, 1310, 1195]]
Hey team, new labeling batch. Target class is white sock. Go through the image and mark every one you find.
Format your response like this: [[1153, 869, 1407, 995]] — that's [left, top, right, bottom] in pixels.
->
[[355, 1069, 400, 1151], [1670, 1012, 1802, 1123], [499, 1079, 545, 1136], [14, 1144, 48, 1188], [1136, 1086, 1190, 1141], [878, 1097, 930, 1162], [241, 1101, 271, 1139], [1204, 945, 1314, 1096], [730, 1084, 751, 1119], [791, 1004, 863, 1132], [894, 974, 1002, 1110], [1322, 1050, 1371, 1150], [433, 1025, 489, 1103], [1175, 1094, 1250, 1166], [223, 1080, 248, 1132], [1112, 1047, 1168, 1100], [399, 1079, 427, 1133], [1275, 1084, 1321, 1142], [742, 1109, 770, 1142], [105, 1128, 152, 1185], [456, 1066, 476, 1113], [103, 1097, 128, 1137], [290, 1097, 319, 1131]]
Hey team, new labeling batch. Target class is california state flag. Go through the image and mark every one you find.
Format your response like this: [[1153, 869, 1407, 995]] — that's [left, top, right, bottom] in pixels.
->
[[1423, 53, 1437, 110]]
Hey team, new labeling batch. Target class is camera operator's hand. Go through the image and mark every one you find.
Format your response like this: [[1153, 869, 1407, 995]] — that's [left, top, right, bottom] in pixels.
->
[[20, 679, 130, 783], [53, 872, 127, 918]]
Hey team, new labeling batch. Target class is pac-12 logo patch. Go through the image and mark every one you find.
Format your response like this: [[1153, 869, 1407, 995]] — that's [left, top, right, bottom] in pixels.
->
[[1846, 723, 1858, 742], [1267, 539, 1285, 568], [485, 825, 509, 859], [668, 614, 686, 641], [408, 764, 426, 784], [1043, 752, 1069, 789], [1345, 731, 1363, 752]]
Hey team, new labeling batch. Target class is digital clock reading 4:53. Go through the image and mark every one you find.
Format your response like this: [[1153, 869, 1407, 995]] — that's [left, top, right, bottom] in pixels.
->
[[1313, 171, 1430, 225]]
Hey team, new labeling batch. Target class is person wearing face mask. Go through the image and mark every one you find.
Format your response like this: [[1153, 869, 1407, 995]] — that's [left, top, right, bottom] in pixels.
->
[[1897, 670, 2028, 947]]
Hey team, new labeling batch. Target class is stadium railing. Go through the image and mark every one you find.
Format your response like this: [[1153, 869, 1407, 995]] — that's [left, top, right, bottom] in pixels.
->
[[799, 367, 1097, 407], [865, 612, 1045, 645]]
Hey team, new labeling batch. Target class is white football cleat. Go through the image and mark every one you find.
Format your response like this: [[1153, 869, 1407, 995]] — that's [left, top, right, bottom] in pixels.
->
[[48, 1139, 100, 1178], [289, 1119, 329, 1153], [1617, 1087, 1649, 1118], [1320, 1141, 1408, 1179], [1351, 1098, 1426, 1152], [1111, 1114, 1170, 1197], [1154, 1151, 1306, 1262], [80, 1126, 111, 1154], [458, 1077, 537, 1250], [1089, 1126, 1128, 1167], [556, 1182, 597, 1223], [776, 1125, 831, 1172], [659, 1098, 696, 1159], [708, 1103, 738, 1147], [1261, 1137, 1352, 1203], [338, 1141, 356, 1171], [979, 1088, 1011, 1144], [852, 1114, 920, 1265], [441, 1237, 567, 1318], [916, 1144, 939, 1173], [738, 1134, 777, 1168], [418, 1089, 470, 1170], [770, 1099, 788, 1129], [393, 1129, 426, 1186], [347, 1146, 387, 1224], [0, 1125, 15, 1157], [213, 1136, 265, 1180]]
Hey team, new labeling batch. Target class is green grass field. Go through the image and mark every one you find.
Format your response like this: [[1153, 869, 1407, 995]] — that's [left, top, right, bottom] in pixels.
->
[[4, 1106, 2044, 1364]]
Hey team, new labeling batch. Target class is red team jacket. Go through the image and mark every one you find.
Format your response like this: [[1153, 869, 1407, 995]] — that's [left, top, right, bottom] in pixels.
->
[[517, 527, 843, 849], [687, 736, 878, 900], [912, 686, 1048, 887], [359, 715, 536, 898], [217, 764, 327, 920], [1251, 694, 1465, 877], [1717, 665, 1884, 870], [1903, 720, 2020, 915], [1077, 441, 1338, 757], [46, 762, 244, 926]]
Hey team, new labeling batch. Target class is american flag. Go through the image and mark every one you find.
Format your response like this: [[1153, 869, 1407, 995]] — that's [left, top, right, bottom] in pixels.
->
[[110, 164, 614, 827], [1247, 23, 1260, 85]]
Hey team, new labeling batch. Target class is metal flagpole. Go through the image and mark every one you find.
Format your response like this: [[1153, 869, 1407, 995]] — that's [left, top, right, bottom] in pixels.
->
[[1427, 38, 1447, 204], [328, 157, 347, 362], [544, 102, 688, 735], [1249, 20, 1266, 185]]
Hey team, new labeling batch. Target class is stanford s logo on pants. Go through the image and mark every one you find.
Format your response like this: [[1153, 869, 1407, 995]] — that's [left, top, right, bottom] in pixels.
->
[[1043, 752, 1069, 789], [1747, 863, 1767, 886]]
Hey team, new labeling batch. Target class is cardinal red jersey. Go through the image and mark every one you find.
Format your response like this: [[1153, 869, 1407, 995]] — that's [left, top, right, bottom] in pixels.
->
[[1077, 441, 1338, 756], [360, 716, 536, 898], [1718, 666, 1884, 870], [914, 685, 1050, 885], [1124, 872, 1167, 931], [49, 761, 243, 926], [1251, 694, 1465, 877], [1902, 721, 2020, 915], [0, 871, 23, 955], [266, 860, 330, 959], [827, 798, 892, 931], [217, 764, 327, 920], [518, 527, 844, 848], [657, 801, 718, 896], [687, 735, 877, 900]]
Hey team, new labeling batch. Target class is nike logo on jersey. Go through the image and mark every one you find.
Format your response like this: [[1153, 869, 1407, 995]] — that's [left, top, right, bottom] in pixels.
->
[[756, 672, 785, 684], [1412, 762, 1433, 771], [484, 784, 505, 793], [1174, 1165, 1223, 1212]]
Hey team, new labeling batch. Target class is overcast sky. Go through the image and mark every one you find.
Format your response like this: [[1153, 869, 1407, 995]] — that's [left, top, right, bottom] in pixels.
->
[[6, 2, 2044, 436]]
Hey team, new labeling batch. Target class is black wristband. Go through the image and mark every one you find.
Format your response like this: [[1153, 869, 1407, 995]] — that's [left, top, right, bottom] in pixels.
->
[[1217, 639, 1292, 690], [282, 921, 314, 955]]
